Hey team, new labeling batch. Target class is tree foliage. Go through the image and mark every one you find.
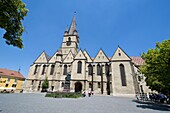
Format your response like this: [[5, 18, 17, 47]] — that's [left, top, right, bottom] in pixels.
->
[[0, 0, 28, 48], [140, 38, 170, 94], [42, 77, 49, 90]]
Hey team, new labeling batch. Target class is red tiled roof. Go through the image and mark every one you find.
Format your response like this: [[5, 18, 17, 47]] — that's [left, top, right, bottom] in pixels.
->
[[0, 68, 25, 79], [130, 57, 145, 66]]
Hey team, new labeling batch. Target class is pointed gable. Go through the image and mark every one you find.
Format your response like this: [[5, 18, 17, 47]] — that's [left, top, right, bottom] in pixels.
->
[[93, 49, 109, 63], [83, 50, 92, 62], [34, 51, 50, 63], [48, 51, 58, 63], [74, 49, 86, 60], [111, 46, 131, 61], [63, 51, 74, 63]]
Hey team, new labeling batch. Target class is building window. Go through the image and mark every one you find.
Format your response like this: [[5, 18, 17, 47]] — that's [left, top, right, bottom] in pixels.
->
[[77, 61, 82, 73], [61, 82, 64, 87], [119, 64, 127, 86], [88, 64, 93, 75], [51, 86, 54, 91], [31, 80, 34, 85], [66, 37, 71, 46], [39, 81, 41, 85], [50, 65, 55, 75], [41, 65, 46, 75], [5, 84, 8, 87], [12, 84, 17, 87], [34, 65, 38, 75], [8, 77, 10, 82], [105, 63, 109, 76], [97, 64, 101, 76], [98, 82, 101, 88], [140, 85, 144, 93], [89, 82, 92, 88], [118, 53, 121, 56], [138, 76, 141, 81], [63, 65, 67, 75]]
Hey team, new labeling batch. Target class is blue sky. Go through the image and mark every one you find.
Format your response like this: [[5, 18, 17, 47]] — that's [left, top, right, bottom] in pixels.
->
[[0, 0, 170, 77]]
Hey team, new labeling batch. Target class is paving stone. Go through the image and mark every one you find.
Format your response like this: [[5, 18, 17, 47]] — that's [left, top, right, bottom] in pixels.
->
[[0, 93, 169, 113]]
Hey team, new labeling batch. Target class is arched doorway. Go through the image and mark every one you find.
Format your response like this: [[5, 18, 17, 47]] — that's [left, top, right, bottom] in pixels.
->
[[75, 82, 82, 92]]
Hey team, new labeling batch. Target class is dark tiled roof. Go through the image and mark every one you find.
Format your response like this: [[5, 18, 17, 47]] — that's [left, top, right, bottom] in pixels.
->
[[130, 57, 145, 66], [0, 68, 25, 79]]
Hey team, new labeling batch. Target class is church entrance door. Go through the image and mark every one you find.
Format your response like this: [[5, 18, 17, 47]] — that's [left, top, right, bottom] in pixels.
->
[[75, 82, 82, 92]]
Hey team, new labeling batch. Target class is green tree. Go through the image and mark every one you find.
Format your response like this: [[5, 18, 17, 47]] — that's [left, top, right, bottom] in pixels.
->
[[0, 0, 28, 48], [140, 38, 170, 94], [42, 77, 49, 91]]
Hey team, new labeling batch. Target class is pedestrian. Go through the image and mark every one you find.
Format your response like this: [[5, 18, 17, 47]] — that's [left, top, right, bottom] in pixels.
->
[[90, 91, 92, 96], [88, 90, 91, 97]]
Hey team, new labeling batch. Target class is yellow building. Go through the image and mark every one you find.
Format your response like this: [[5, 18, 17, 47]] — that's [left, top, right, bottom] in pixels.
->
[[0, 68, 25, 93]]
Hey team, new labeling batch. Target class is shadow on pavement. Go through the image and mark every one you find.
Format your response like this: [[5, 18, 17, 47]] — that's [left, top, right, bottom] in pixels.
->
[[132, 100, 170, 111]]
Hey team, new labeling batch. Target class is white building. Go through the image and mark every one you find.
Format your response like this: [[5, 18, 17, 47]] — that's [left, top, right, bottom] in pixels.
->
[[25, 16, 150, 96]]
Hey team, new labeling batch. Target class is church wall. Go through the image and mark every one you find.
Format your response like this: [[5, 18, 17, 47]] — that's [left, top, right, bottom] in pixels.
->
[[71, 60, 86, 80], [92, 64, 107, 82], [27, 65, 35, 79], [111, 61, 135, 96], [24, 80, 32, 92]]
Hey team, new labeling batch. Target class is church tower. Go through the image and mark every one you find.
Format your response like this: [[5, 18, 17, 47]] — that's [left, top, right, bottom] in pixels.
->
[[60, 16, 79, 59]]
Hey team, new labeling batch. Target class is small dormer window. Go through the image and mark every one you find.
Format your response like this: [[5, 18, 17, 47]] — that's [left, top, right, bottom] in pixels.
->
[[66, 37, 71, 46]]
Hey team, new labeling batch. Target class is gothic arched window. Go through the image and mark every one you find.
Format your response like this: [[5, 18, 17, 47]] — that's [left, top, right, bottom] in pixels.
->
[[97, 64, 101, 76], [41, 65, 46, 75], [105, 63, 109, 76], [119, 64, 127, 86], [50, 65, 55, 75], [34, 65, 38, 75], [88, 64, 93, 75], [63, 65, 67, 75], [66, 37, 71, 46], [77, 61, 82, 73]]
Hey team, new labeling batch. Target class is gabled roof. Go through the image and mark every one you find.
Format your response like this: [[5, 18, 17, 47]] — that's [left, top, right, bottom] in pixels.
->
[[0, 68, 25, 79], [131, 56, 144, 66], [68, 16, 76, 35], [74, 49, 86, 60], [63, 50, 74, 63], [111, 46, 131, 61], [34, 51, 50, 63], [49, 50, 60, 63], [83, 49, 92, 62], [93, 49, 109, 63]]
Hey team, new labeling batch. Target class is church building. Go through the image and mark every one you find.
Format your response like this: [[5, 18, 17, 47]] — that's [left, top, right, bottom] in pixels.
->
[[25, 16, 150, 96]]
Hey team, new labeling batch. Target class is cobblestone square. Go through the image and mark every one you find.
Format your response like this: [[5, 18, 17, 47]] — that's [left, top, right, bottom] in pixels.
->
[[0, 93, 169, 113]]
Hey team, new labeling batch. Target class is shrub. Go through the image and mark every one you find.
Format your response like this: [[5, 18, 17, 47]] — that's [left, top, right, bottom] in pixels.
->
[[45, 92, 82, 98]]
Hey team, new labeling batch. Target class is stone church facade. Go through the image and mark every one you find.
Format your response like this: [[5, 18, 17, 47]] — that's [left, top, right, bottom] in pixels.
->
[[25, 16, 150, 96]]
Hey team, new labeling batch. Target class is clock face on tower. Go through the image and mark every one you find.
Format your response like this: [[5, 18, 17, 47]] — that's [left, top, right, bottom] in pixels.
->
[[66, 37, 71, 46]]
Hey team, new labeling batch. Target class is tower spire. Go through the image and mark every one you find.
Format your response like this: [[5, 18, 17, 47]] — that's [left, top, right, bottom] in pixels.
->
[[68, 15, 77, 35]]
